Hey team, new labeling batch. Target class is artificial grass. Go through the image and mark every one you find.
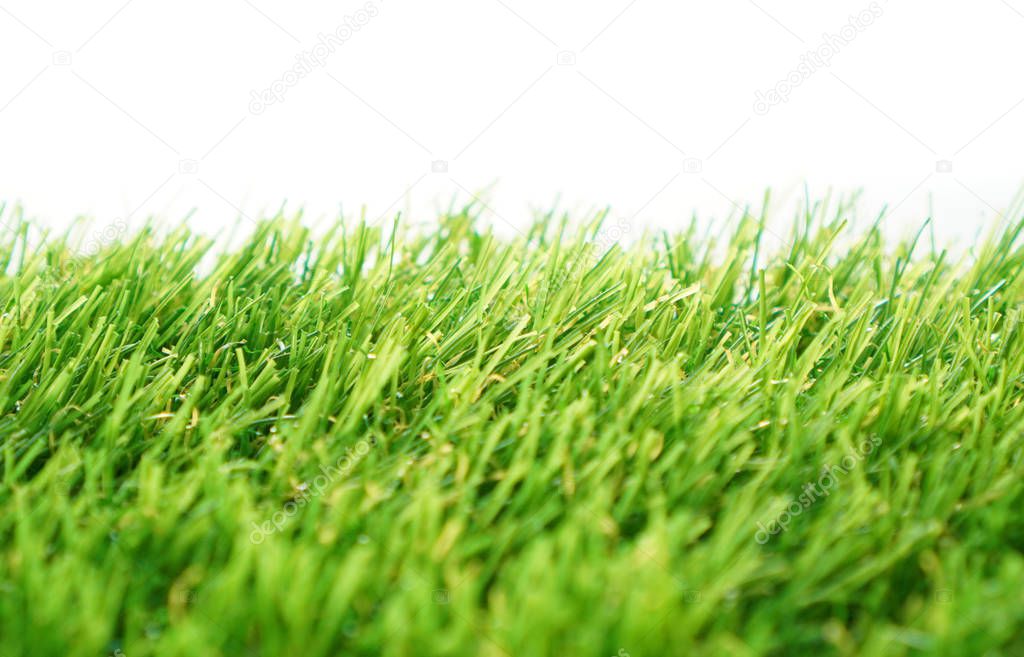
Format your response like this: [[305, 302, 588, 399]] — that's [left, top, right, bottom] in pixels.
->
[[1, 199, 1024, 657]]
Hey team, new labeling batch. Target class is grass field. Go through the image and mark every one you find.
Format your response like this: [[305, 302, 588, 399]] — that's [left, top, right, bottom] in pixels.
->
[[2, 200, 1024, 657]]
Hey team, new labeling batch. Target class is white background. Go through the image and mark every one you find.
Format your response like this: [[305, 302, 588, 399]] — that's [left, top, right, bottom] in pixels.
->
[[1, 0, 1023, 244]]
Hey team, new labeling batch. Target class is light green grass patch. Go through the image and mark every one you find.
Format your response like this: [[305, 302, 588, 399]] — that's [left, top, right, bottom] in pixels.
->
[[1, 201, 1023, 656]]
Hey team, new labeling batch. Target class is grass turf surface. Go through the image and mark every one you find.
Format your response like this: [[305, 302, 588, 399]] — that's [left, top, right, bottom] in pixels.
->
[[2, 202, 1024, 656]]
